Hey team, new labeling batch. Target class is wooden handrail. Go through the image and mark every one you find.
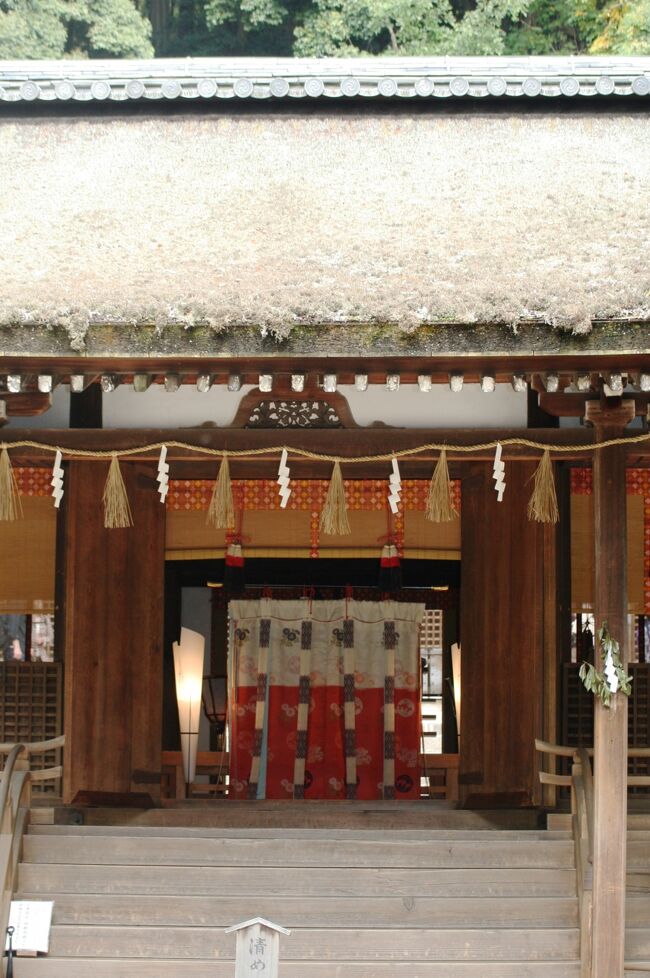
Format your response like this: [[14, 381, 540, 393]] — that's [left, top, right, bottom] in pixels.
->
[[535, 738, 585, 758], [1, 745, 29, 978], [571, 749, 594, 978], [535, 739, 650, 786], [576, 747, 594, 866], [0, 736, 65, 976], [28, 766, 63, 782], [0, 735, 65, 755], [0, 746, 24, 833], [536, 738, 650, 760]]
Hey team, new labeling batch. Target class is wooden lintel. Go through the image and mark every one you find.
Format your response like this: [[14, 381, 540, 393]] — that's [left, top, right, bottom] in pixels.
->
[[0, 426, 601, 469]]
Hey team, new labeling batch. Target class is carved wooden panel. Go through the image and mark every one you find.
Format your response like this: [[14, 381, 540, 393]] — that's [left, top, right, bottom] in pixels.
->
[[232, 380, 358, 428], [246, 398, 343, 429]]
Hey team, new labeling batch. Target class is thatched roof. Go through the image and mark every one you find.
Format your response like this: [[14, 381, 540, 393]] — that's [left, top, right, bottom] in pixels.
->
[[0, 104, 649, 351]]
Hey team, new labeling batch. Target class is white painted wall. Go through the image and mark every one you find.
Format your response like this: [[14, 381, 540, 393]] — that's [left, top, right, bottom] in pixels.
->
[[340, 384, 527, 429], [7, 381, 528, 430]]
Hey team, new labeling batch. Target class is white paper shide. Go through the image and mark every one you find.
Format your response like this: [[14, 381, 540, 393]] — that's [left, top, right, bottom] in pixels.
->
[[492, 442, 506, 502], [277, 448, 292, 509], [388, 457, 402, 514]]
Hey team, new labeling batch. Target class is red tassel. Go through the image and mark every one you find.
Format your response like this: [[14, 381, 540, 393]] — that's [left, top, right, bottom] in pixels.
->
[[379, 542, 402, 591], [224, 541, 245, 592]]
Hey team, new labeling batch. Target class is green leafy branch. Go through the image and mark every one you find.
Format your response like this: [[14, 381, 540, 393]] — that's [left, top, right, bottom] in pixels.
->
[[579, 621, 632, 708]]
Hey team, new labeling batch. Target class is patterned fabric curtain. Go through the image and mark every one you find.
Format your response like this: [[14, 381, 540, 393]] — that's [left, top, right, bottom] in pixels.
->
[[229, 599, 425, 800]]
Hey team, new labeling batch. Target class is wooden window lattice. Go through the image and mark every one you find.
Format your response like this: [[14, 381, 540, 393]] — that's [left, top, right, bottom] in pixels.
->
[[420, 609, 443, 652], [0, 662, 63, 795], [562, 662, 650, 790]]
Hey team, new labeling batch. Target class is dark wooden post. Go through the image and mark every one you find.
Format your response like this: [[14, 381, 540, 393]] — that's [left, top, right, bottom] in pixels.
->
[[585, 400, 635, 978], [61, 460, 165, 804], [460, 460, 549, 807]]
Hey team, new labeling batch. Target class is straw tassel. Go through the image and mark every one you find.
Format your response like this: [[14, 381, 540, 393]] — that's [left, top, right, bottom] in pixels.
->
[[527, 449, 559, 523], [320, 461, 351, 535], [0, 445, 22, 521], [426, 449, 458, 523], [102, 454, 133, 528], [207, 453, 235, 529]]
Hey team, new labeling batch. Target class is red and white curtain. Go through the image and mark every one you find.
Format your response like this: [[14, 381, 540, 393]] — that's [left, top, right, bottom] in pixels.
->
[[229, 599, 424, 800]]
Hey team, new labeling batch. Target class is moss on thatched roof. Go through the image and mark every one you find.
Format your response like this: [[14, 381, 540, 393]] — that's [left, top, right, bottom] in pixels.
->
[[0, 110, 649, 352]]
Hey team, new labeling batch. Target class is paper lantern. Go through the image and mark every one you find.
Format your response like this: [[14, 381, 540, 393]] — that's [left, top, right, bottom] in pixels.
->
[[172, 627, 205, 787]]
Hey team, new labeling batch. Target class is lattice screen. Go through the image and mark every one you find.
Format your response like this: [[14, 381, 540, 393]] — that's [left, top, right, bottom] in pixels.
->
[[420, 609, 443, 651], [0, 662, 63, 795], [563, 662, 650, 787]]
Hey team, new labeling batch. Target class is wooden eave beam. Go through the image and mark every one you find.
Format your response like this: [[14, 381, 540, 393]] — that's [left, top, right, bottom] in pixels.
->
[[2, 353, 650, 389], [0, 427, 604, 480]]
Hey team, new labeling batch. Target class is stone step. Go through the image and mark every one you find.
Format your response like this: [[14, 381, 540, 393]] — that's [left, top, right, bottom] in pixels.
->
[[15, 892, 579, 929]]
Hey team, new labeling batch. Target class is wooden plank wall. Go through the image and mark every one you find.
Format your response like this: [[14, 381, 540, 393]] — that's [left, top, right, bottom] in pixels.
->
[[460, 461, 554, 808], [61, 461, 165, 804]]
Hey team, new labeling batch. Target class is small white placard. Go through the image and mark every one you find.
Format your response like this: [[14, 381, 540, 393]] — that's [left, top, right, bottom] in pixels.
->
[[5, 901, 54, 955]]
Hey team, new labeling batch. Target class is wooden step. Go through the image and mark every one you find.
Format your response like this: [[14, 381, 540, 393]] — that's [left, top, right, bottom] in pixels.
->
[[628, 843, 650, 869], [546, 814, 571, 831], [627, 897, 650, 926], [45, 925, 580, 961], [46, 804, 541, 830], [626, 930, 650, 960], [16, 893, 579, 929], [28, 824, 571, 841], [626, 872, 650, 894], [547, 813, 650, 833], [22, 835, 575, 869], [18, 864, 579, 898], [628, 815, 650, 830], [10, 958, 582, 977]]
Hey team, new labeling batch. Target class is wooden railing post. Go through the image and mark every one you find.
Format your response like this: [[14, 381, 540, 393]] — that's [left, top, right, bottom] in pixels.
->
[[585, 400, 635, 978]]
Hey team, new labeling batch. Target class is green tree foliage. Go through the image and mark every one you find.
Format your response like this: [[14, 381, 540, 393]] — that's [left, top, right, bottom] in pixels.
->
[[505, 0, 586, 54], [0, 0, 153, 58], [0, 0, 648, 59], [589, 0, 650, 53]]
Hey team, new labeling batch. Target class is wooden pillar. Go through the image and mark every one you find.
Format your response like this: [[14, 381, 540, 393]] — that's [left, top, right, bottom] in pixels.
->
[[61, 460, 165, 804], [460, 459, 552, 807], [585, 400, 634, 978], [69, 382, 102, 429]]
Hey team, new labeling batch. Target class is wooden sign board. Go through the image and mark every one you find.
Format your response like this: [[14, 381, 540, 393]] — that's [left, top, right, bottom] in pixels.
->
[[225, 917, 291, 978], [5, 901, 54, 956]]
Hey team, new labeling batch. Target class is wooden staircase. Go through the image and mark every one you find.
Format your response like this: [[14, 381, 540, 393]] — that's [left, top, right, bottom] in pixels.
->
[[13, 817, 584, 977]]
